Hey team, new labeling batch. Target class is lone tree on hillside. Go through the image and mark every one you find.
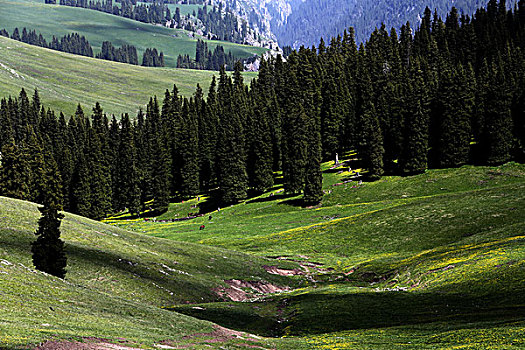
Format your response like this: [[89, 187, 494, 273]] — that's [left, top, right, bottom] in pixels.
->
[[32, 204, 67, 278], [31, 154, 67, 279]]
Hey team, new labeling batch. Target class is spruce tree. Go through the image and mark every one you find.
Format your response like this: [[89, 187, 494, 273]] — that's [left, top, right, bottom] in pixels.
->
[[71, 152, 91, 217], [282, 79, 308, 194], [481, 62, 514, 164], [217, 66, 248, 203], [115, 114, 141, 215], [399, 62, 430, 175], [196, 84, 217, 190], [180, 98, 200, 198], [248, 99, 274, 193], [31, 153, 66, 279], [87, 104, 112, 219], [23, 127, 46, 204], [436, 63, 473, 168], [356, 50, 384, 180], [149, 98, 172, 212], [0, 139, 30, 200], [303, 102, 323, 205]]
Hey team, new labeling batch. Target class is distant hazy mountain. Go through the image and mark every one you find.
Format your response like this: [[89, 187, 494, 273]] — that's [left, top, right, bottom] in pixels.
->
[[226, 0, 491, 48]]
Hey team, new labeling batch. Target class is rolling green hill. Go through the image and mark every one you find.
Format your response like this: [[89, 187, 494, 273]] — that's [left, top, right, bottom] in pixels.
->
[[1, 162, 524, 348], [106, 160, 525, 349], [0, 196, 300, 349], [0, 0, 266, 68], [0, 36, 257, 117]]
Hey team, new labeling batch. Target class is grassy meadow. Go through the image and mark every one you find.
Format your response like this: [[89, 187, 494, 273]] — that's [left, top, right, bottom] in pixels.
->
[[0, 196, 300, 348], [106, 159, 525, 349], [0, 0, 266, 68], [0, 36, 257, 117], [1, 160, 524, 348]]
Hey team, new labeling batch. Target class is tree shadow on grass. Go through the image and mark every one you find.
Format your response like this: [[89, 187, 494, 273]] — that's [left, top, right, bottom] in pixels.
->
[[246, 192, 297, 204], [0, 233, 214, 303], [197, 189, 222, 216]]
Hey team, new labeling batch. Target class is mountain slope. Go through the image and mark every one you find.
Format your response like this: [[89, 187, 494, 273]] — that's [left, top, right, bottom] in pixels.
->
[[0, 0, 266, 67], [0, 36, 257, 116], [230, 0, 492, 47]]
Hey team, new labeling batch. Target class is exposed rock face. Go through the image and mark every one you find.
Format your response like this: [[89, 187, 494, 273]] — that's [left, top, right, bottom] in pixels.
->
[[222, 0, 492, 49]]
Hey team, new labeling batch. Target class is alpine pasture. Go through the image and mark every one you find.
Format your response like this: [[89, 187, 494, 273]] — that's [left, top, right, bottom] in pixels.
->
[[0, 0, 266, 68], [0, 36, 257, 117]]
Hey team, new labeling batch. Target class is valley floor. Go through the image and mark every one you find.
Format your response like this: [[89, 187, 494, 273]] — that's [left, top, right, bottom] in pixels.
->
[[1, 161, 524, 349]]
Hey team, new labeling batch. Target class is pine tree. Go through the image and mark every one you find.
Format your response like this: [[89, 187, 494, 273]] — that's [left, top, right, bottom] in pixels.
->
[[31, 152, 67, 279], [217, 65, 248, 203], [180, 98, 200, 198], [481, 61, 514, 164]]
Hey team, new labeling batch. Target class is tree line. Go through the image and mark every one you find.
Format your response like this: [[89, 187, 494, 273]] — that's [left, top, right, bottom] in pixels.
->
[[0, 0, 524, 221], [1, 27, 165, 67], [176, 39, 238, 70], [96, 41, 139, 65], [49, 0, 166, 24], [1, 28, 93, 58]]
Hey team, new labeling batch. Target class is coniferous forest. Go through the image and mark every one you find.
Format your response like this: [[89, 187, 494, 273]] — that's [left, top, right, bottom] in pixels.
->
[[176, 39, 239, 70], [0, 0, 524, 222]]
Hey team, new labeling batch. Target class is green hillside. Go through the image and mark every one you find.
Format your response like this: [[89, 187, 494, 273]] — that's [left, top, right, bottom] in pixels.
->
[[1, 162, 524, 348], [106, 160, 525, 349], [0, 36, 257, 116], [0, 0, 266, 68], [0, 196, 301, 349]]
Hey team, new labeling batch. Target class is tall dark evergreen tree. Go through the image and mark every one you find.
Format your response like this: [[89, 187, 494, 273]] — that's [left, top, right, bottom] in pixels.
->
[[399, 62, 430, 175], [217, 65, 248, 203], [0, 139, 30, 200], [115, 114, 141, 215], [31, 152, 67, 279], [180, 98, 200, 198], [481, 61, 514, 164], [149, 97, 172, 212], [435, 63, 473, 168]]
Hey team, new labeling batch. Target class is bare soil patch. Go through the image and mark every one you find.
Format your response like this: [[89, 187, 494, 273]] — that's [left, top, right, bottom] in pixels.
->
[[263, 265, 304, 276], [34, 339, 143, 350], [213, 279, 291, 301]]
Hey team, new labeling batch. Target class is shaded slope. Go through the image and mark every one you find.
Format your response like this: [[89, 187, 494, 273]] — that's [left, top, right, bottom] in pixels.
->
[[0, 196, 299, 348]]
